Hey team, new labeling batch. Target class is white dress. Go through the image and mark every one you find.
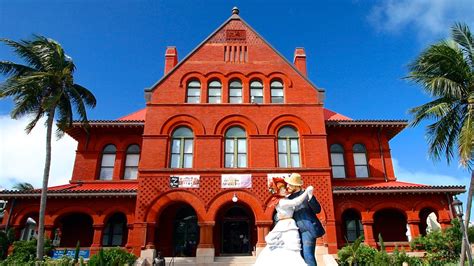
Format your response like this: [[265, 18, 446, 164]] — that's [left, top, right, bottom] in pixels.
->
[[254, 190, 310, 266]]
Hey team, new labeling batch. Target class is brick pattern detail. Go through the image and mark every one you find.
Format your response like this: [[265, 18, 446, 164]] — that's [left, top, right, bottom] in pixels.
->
[[209, 20, 262, 44]]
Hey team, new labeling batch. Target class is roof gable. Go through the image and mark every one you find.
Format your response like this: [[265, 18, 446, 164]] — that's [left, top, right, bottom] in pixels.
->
[[146, 8, 324, 103]]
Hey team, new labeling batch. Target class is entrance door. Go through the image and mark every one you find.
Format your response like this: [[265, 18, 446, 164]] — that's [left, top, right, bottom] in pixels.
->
[[173, 206, 199, 257], [221, 206, 251, 255]]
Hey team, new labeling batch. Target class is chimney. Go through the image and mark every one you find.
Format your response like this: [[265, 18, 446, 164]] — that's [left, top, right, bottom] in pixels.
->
[[293, 47, 307, 76], [164, 46, 178, 75]]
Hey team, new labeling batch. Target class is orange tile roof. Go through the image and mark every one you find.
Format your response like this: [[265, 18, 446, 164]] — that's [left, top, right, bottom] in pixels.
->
[[323, 108, 352, 121], [117, 108, 146, 121], [47, 182, 138, 192]]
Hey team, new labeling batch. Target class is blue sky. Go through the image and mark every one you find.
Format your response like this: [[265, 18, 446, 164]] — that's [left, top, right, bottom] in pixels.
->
[[0, 1, 473, 215]]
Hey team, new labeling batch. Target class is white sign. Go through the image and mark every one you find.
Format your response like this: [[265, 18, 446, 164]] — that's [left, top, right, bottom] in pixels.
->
[[221, 174, 252, 188], [170, 175, 200, 188], [266, 173, 291, 187]]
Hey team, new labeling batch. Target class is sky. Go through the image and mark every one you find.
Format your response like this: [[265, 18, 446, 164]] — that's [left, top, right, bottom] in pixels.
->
[[0, 0, 473, 216]]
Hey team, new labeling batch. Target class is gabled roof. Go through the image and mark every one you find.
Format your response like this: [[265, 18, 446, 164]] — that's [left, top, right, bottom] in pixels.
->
[[145, 8, 324, 96], [0, 182, 138, 199], [333, 180, 465, 195]]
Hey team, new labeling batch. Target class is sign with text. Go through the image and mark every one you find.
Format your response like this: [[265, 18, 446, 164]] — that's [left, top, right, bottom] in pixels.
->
[[52, 249, 90, 259], [267, 173, 291, 187], [221, 174, 252, 188], [169, 175, 200, 188]]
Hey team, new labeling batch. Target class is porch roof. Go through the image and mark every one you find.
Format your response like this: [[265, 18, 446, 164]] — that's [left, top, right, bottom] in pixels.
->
[[333, 180, 465, 195], [0, 182, 138, 199]]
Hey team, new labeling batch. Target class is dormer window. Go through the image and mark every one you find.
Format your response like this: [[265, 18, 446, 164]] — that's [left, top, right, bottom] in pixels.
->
[[250, 80, 263, 103], [186, 80, 201, 103], [229, 80, 243, 103], [208, 80, 222, 103], [270, 80, 284, 103]]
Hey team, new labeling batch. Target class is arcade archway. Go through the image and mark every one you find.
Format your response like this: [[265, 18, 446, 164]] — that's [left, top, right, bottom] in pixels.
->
[[155, 203, 199, 257], [214, 203, 255, 256]]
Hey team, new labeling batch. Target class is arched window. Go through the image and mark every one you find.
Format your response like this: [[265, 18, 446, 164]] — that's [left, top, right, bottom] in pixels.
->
[[102, 213, 127, 247], [330, 144, 346, 178], [170, 127, 194, 168], [124, 144, 140, 179], [250, 80, 263, 103], [186, 80, 201, 103], [278, 126, 300, 167], [342, 209, 364, 242], [353, 144, 369, 177], [270, 80, 284, 103], [208, 80, 222, 103], [229, 80, 243, 103], [225, 127, 247, 168], [99, 144, 116, 180]]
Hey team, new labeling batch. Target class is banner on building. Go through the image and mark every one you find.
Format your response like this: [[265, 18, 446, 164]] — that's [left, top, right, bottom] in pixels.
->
[[221, 174, 252, 188], [266, 173, 291, 187], [169, 175, 200, 188]]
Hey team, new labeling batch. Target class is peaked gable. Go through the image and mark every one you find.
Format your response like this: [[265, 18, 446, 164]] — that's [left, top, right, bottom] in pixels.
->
[[147, 10, 324, 105]]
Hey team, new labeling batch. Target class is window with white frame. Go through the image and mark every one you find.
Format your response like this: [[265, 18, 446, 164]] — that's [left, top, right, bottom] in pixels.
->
[[208, 80, 222, 103], [278, 126, 300, 167], [99, 144, 116, 180], [353, 143, 369, 177], [170, 127, 194, 168], [250, 80, 263, 103], [186, 80, 201, 103], [270, 80, 284, 103], [124, 144, 140, 179], [229, 80, 243, 103], [225, 127, 247, 168], [330, 144, 346, 178]]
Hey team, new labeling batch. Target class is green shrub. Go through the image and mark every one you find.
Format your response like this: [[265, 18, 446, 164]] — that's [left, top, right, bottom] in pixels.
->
[[337, 236, 378, 266], [88, 247, 136, 266], [0, 238, 52, 265], [391, 248, 424, 266], [411, 218, 462, 264], [0, 229, 15, 260], [468, 225, 474, 243]]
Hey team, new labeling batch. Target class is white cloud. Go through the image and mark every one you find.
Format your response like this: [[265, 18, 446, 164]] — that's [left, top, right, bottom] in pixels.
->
[[0, 115, 77, 189], [368, 0, 474, 41]]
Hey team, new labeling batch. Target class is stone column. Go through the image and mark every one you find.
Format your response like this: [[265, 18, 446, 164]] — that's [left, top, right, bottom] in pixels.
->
[[361, 219, 376, 247], [196, 221, 215, 264], [90, 224, 104, 254], [256, 221, 272, 256]]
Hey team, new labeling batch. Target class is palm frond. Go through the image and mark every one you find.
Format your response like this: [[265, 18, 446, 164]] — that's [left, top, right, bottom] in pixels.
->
[[12, 182, 34, 191], [458, 103, 474, 168], [452, 23, 474, 67], [0, 38, 43, 70], [0, 61, 35, 77]]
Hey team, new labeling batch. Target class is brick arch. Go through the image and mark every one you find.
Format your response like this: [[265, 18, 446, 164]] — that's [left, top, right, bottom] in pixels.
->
[[214, 114, 259, 135], [370, 202, 408, 219], [413, 200, 443, 212], [12, 205, 40, 226], [266, 114, 311, 135], [224, 71, 245, 78], [50, 206, 99, 225], [204, 71, 225, 78], [207, 190, 265, 221], [100, 206, 134, 225], [267, 72, 293, 88], [337, 201, 366, 220], [179, 71, 205, 87], [160, 114, 206, 135], [145, 190, 207, 222]]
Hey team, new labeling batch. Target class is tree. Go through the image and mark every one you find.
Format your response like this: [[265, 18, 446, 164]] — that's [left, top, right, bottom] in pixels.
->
[[0, 35, 96, 260], [407, 23, 474, 265], [12, 182, 34, 191]]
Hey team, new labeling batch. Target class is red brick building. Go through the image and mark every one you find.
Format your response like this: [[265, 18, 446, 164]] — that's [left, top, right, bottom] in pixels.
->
[[0, 7, 464, 263]]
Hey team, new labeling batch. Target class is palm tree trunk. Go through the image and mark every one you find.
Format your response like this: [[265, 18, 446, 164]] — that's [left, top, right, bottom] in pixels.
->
[[461, 172, 474, 265], [36, 110, 54, 260]]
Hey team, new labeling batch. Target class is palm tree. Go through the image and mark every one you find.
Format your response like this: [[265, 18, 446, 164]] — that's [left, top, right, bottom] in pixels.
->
[[407, 23, 473, 265], [12, 182, 34, 191], [0, 35, 96, 260]]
